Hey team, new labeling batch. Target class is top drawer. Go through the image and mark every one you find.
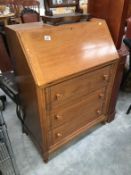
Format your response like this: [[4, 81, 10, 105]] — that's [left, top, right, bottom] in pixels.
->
[[48, 65, 112, 107]]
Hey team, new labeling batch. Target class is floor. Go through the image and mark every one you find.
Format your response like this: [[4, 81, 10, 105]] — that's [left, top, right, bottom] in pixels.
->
[[1, 91, 131, 175]]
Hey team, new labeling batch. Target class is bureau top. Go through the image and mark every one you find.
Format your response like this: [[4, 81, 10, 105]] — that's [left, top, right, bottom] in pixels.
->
[[6, 19, 119, 87]]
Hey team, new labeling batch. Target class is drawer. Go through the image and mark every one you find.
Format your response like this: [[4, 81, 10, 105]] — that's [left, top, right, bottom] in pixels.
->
[[49, 88, 105, 129], [48, 65, 112, 108], [49, 89, 106, 145]]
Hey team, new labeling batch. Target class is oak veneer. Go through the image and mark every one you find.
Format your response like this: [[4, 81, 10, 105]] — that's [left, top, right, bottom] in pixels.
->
[[6, 19, 119, 162]]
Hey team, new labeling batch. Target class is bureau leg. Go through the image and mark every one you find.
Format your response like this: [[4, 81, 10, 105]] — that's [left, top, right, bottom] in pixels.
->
[[101, 118, 107, 124], [43, 153, 49, 163], [22, 125, 29, 135], [101, 120, 106, 125], [107, 111, 116, 123]]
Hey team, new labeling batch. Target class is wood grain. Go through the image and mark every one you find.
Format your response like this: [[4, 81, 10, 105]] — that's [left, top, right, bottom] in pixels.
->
[[49, 88, 106, 130], [49, 65, 111, 108], [6, 19, 119, 86], [6, 19, 119, 162]]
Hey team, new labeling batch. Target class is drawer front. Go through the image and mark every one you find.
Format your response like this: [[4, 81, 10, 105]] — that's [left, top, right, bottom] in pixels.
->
[[49, 88, 105, 129], [49, 89, 106, 144], [49, 65, 111, 108]]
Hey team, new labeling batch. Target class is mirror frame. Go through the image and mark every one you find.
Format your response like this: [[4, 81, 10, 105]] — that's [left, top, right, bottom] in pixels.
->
[[48, 0, 79, 8], [44, 0, 82, 16]]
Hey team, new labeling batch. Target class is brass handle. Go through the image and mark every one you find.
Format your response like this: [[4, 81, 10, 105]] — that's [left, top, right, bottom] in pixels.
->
[[56, 133, 62, 138], [99, 93, 104, 99], [56, 93, 63, 100], [55, 115, 63, 120], [103, 75, 109, 81], [97, 110, 101, 115]]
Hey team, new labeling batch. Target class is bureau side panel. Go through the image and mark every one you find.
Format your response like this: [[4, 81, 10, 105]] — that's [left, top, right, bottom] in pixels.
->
[[107, 56, 126, 122], [6, 28, 43, 151]]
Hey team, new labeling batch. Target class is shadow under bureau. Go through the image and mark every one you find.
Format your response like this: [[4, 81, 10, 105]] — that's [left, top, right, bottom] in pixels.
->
[[6, 19, 119, 162]]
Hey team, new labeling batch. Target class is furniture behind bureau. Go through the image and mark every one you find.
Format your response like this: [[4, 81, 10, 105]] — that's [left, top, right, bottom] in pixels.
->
[[6, 19, 119, 162], [43, 0, 91, 25], [88, 0, 129, 49], [0, 31, 12, 72]]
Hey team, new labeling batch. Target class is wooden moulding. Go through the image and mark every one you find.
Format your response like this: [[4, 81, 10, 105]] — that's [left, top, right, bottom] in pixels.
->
[[42, 13, 92, 25], [107, 44, 128, 122]]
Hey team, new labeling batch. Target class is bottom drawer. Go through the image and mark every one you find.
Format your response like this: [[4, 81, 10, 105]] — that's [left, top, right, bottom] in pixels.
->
[[49, 89, 106, 145]]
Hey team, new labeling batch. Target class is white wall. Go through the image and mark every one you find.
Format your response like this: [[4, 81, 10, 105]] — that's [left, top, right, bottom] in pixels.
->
[[39, 0, 44, 15], [40, 0, 44, 8]]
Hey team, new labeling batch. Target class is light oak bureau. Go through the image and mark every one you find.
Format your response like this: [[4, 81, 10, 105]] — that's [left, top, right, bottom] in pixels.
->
[[6, 19, 119, 162]]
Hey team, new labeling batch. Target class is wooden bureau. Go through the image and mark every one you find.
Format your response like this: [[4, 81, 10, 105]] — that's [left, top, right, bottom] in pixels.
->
[[6, 19, 119, 162]]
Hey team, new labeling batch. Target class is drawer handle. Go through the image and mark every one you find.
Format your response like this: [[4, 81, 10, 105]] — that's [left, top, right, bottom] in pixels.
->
[[97, 110, 102, 115], [103, 75, 109, 81], [55, 115, 63, 120], [99, 93, 104, 99], [55, 93, 63, 101], [56, 133, 63, 138]]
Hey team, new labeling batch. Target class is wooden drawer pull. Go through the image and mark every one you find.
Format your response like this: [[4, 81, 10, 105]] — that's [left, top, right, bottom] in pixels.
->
[[56, 133, 63, 138], [55, 115, 63, 120], [97, 110, 102, 115], [103, 75, 109, 81], [55, 93, 63, 100], [99, 93, 104, 99]]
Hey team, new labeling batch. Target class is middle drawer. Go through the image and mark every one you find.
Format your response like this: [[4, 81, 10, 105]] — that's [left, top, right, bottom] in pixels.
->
[[49, 88, 106, 130]]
